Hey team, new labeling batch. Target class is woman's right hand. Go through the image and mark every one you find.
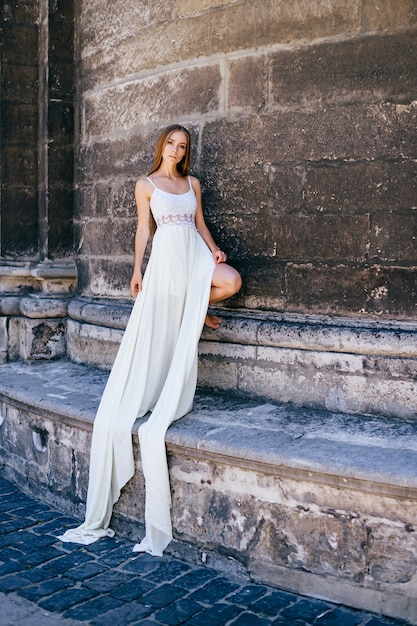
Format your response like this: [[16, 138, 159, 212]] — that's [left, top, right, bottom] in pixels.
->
[[130, 270, 142, 298]]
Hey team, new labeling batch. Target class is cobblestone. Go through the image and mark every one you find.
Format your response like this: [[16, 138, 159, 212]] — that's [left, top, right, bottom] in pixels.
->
[[0, 477, 410, 625]]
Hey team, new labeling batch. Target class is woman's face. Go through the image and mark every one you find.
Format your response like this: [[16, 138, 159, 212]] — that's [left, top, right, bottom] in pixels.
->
[[162, 131, 188, 166]]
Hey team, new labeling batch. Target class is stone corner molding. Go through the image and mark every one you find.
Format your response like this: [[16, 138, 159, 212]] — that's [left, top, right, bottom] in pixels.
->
[[0, 260, 77, 294]]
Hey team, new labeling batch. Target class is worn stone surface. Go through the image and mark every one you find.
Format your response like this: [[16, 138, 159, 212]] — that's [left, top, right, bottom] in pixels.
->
[[64, 298, 417, 420], [362, 0, 417, 30], [20, 296, 69, 319], [270, 32, 417, 108], [0, 359, 416, 622], [79, 0, 363, 90], [198, 343, 417, 421], [7, 318, 66, 361], [71, 0, 417, 321], [84, 65, 222, 138], [74, 216, 136, 258], [0, 318, 8, 364], [67, 319, 123, 369], [284, 263, 417, 317], [305, 161, 417, 216], [2, 0, 417, 320], [0, 262, 77, 294]]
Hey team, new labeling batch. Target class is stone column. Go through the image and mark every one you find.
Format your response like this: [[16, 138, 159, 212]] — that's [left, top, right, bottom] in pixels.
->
[[1, 0, 74, 261], [0, 0, 76, 362]]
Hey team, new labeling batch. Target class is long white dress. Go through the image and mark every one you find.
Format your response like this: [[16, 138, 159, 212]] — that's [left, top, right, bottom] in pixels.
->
[[58, 176, 215, 556]]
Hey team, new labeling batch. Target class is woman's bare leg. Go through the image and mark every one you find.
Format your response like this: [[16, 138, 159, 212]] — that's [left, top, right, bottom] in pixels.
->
[[204, 263, 242, 329]]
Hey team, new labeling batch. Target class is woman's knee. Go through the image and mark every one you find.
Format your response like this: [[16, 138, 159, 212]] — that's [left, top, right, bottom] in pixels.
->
[[224, 266, 242, 296], [231, 269, 242, 294]]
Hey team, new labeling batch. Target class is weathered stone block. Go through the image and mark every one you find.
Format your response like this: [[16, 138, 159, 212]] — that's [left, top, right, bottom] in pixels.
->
[[0, 318, 8, 354], [77, 135, 152, 184], [230, 213, 370, 262], [11, 318, 67, 361], [48, 101, 74, 143], [235, 347, 417, 419], [253, 316, 417, 358], [285, 263, 417, 318], [75, 217, 136, 257], [228, 55, 267, 111], [1, 63, 38, 104], [209, 208, 370, 265], [68, 298, 131, 330], [370, 211, 417, 262], [0, 296, 21, 316], [7, 318, 20, 362], [49, 21, 74, 64], [202, 103, 417, 170], [2, 24, 38, 66], [197, 342, 255, 391], [202, 165, 304, 231], [84, 65, 221, 137], [229, 260, 285, 311], [80, 0, 362, 91], [177, 0, 234, 14], [79, 0, 155, 54], [76, 257, 134, 298], [0, 404, 49, 485], [67, 319, 123, 368], [48, 62, 75, 100], [19, 296, 68, 319], [48, 144, 74, 185], [2, 0, 39, 24], [362, 0, 417, 31], [203, 167, 302, 260], [74, 186, 95, 220], [1, 103, 38, 145], [271, 31, 417, 108], [1, 147, 38, 187], [94, 178, 137, 219], [169, 453, 417, 622], [305, 161, 417, 215]]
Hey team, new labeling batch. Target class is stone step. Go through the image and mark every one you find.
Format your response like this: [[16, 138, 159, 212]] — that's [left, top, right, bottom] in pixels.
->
[[0, 359, 416, 624]]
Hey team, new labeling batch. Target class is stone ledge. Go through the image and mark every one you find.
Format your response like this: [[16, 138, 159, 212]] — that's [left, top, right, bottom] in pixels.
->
[[67, 297, 417, 356], [0, 261, 77, 294], [1, 359, 416, 498], [65, 298, 417, 420], [0, 359, 416, 622]]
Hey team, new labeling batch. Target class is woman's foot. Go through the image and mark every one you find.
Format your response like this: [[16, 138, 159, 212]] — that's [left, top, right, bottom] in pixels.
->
[[204, 313, 221, 330]]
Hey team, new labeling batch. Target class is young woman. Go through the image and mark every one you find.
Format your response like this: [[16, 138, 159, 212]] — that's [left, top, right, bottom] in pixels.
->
[[59, 124, 242, 556]]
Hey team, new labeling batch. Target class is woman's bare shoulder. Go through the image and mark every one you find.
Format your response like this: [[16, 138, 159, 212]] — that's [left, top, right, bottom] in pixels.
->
[[136, 174, 151, 187], [135, 175, 153, 195], [189, 175, 201, 191]]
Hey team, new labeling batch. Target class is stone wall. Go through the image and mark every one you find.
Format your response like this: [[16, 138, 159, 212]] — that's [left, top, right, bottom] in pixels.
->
[[1, 1, 39, 256], [1, 0, 74, 260], [75, 0, 417, 320]]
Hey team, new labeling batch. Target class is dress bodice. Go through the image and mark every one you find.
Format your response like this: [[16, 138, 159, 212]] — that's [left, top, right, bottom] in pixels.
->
[[147, 176, 197, 229]]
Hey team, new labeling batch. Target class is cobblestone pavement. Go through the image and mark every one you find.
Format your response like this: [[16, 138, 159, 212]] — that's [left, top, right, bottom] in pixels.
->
[[0, 478, 409, 626]]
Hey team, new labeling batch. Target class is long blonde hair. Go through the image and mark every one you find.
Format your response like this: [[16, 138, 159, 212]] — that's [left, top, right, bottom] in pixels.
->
[[148, 125, 192, 236]]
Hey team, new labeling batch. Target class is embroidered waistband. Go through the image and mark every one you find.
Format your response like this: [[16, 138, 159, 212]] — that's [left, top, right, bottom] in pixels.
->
[[156, 213, 195, 228]]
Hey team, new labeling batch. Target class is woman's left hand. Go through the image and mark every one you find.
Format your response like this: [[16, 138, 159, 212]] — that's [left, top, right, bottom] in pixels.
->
[[213, 249, 227, 264]]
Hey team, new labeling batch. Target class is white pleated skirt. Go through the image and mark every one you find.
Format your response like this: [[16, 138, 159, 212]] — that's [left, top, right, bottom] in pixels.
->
[[58, 223, 215, 556]]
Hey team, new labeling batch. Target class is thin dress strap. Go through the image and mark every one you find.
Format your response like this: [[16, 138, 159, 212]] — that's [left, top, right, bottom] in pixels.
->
[[146, 176, 156, 188]]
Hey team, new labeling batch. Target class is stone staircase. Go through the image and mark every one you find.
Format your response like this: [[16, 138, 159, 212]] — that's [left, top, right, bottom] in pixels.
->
[[0, 259, 416, 622], [0, 358, 416, 623]]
